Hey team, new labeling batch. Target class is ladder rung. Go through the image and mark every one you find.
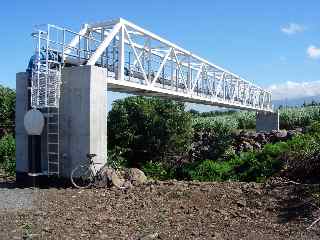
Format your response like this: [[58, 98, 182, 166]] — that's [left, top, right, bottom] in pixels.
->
[[48, 152, 59, 155], [48, 123, 58, 125], [48, 161, 59, 165], [48, 133, 58, 135]]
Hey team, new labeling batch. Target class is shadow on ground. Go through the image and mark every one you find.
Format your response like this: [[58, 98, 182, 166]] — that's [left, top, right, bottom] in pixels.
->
[[275, 184, 320, 224]]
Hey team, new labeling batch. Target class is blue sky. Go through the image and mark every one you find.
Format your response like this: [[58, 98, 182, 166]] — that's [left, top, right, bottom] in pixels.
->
[[1, 0, 320, 104]]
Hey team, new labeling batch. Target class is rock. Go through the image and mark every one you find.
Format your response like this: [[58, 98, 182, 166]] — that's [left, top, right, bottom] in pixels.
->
[[101, 167, 125, 188], [287, 129, 301, 139], [99, 167, 113, 186], [275, 130, 287, 140], [251, 188, 263, 195], [256, 133, 266, 142], [242, 141, 253, 151], [111, 172, 125, 188], [122, 180, 133, 189], [140, 232, 159, 240], [253, 142, 262, 150], [212, 232, 223, 240], [236, 199, 246, 207], [249, 132, 258, 138], [127, 168, 147, 186]]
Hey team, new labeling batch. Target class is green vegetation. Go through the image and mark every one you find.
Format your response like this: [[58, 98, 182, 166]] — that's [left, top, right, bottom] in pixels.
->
[[192, 110, 255, 130], [0, 85, 16, 176], [192, 118, 235, 161], [180, 142, 285, 182], [107, 96, 193, 167], [106, 96, 320, 183], [0, 85, 15, 135], [142, 161, 174, 180], [191, 106, 320, 130], [0, 134, 15, 175], [279, 106, 320, 130], [181, 129, 320, 183]]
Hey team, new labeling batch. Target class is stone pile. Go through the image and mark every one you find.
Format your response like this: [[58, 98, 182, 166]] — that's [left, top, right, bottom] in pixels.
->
[[100, 167, 148, 189], [233, 129, 303, 153]]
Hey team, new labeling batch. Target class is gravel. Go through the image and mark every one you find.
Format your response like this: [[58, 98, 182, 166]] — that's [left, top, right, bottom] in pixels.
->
[[0, 179, 320, 239], [0, 188, 36, 210]]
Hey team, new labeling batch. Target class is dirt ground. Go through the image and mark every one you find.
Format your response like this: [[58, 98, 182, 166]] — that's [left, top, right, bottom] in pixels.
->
[[0, 177, 320, 240]]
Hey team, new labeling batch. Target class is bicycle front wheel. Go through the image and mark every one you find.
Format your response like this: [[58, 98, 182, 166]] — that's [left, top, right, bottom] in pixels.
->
[[70, 164, 94, 189]]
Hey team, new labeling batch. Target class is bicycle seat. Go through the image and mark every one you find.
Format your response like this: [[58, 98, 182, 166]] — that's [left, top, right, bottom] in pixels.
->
[[86, 153, 97, 159]]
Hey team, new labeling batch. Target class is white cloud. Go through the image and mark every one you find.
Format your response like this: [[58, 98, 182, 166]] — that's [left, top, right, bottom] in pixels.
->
[[268, 81, 320, 100], [307, 45, 320, 59], [281, 23, 305, 35]]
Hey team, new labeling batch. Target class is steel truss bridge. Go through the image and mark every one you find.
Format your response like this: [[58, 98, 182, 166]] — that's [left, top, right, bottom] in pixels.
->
[[31, 18, 272, 112]]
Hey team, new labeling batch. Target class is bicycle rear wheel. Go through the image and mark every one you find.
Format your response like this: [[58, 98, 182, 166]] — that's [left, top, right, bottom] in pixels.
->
[[70, 164, 94, 189]]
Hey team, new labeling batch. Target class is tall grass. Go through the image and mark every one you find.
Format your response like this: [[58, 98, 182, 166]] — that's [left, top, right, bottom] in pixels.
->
[[279, 106, 320, 129], [192, 111, 255, 130], [192, 106, 320, 130]]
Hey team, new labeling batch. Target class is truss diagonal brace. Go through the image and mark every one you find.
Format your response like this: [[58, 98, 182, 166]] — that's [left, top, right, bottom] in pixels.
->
[[191, 63, 204, 92], [87, 23, 122, 66], [124, 26, 149, 84], [151, 48, 172, 86]]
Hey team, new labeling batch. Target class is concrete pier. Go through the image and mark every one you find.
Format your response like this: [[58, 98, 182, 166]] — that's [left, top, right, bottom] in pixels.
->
[[59, 66, 107, 177], [256, 111, 280, 132], [15, 66, 108, 180]]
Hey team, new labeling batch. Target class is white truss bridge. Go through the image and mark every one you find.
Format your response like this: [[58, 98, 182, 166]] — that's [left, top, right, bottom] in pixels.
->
[[31, 18, 272, 112]]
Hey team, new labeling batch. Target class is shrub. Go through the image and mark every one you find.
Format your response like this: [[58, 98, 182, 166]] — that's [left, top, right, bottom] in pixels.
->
[[235, 111, 255, 129], [185, 140, 287, 183], [307, 121, 320, 135], [233, 142, 287, 182], [280, 132, 320, 183], [108, 96, 193, 167], [187, 159, 235, 182], [0, 85, 15, 136], [142, 161, 174, 180], [107, 148, 128, 169], [191, 117, 235, 161], [0, 134, 16, 175]]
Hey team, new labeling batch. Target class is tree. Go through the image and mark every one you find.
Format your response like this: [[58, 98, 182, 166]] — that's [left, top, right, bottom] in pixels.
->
[[0, 85, 16, 136], [188, 109, 199, 116], [107, 96, 193, 167]]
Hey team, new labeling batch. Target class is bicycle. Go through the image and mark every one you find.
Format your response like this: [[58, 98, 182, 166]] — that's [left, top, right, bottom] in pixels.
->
[[70, 153, 106, 189]]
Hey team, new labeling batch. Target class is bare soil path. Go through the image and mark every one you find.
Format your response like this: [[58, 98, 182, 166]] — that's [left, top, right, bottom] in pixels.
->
[[0, 177, 320, 239]]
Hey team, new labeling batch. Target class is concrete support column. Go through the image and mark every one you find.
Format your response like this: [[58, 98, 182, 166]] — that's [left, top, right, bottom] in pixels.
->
[[256, 111, 279, 132], [60, 65, 107, 177]]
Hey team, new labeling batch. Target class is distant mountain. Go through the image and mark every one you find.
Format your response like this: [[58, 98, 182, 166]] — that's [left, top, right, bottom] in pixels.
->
[[272, 96, 320, 108]]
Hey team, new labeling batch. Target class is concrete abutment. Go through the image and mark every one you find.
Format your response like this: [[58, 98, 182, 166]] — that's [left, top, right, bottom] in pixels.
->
[[256, 111, 279, 132], [15, 66, 107, 182]]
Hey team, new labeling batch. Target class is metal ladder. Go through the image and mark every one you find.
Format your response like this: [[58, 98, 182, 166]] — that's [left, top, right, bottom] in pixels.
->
[[47, 107, 60, 176]]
